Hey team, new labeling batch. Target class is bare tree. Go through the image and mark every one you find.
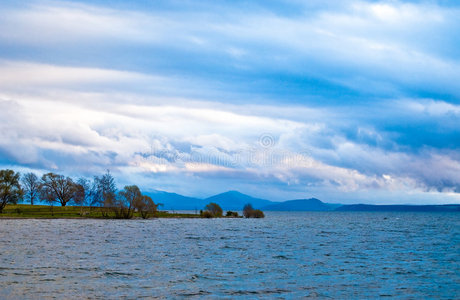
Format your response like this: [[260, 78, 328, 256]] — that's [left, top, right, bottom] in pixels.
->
[[74, 178, 91, 215], [93, 171, 116, 205], [243, 203, 254, 218], [40, 173, 80, 206], [21, 172, 40, 205], [76, 178, 91, 206], [0, 169, 23, 213], [93, 171, 117, 217]]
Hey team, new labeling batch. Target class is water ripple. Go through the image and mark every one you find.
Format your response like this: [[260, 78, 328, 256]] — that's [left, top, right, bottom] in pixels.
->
[[0, 212, 459, 298]]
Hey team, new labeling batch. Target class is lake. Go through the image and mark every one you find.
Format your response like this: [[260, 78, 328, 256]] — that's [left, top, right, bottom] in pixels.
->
[[1, 212, 459, 299]]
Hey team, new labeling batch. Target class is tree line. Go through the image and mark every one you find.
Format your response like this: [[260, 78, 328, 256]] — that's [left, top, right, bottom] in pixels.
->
[[0, 169, 264, 219], [0, 169, 156, 218]]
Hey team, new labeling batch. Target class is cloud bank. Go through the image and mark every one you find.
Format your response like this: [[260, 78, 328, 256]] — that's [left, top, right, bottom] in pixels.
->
[[0, 0, 459, 203]]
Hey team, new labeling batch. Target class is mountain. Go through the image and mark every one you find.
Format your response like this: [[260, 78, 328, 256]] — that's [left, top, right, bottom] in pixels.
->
[[145, 190, 273, 211], [204, 191, 273, 210], [145, 190, 204, 211], [335, 204, 460, 212], [140, 190, 460, 212], [262, 198, 335, 211]]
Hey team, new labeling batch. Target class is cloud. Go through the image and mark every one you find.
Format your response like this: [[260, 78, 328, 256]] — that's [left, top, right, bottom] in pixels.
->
[[1, 0, 459, 100], [1, 75, 459, 203], [0, 1, 157, 45], [0, 60, 151, 87], [0, 1, 459, 203]]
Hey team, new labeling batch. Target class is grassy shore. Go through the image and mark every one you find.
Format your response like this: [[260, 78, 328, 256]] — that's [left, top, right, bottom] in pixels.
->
[[0, 204, 203, 219]]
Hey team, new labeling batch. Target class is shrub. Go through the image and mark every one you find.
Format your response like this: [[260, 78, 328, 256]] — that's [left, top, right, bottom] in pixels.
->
[[202, 211, 213, 218], [135, 195, 157, 219], [226, 211, 239, 217], [251, 209, 265, 218], [242, 203, 265, 218], [204, 202, 223, 217]]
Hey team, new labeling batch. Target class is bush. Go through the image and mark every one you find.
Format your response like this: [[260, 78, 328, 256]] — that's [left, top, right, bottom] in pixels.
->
[[202, 211, 213, 218], [226, 211, 239, 217], [204, 202, 223, 217], [242, 203, 265, 218], [251, 209, 265, 218], [135, 195, 157, 219]]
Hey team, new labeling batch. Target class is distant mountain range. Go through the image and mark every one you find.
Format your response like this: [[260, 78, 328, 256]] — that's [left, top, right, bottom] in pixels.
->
[[205, 191, 272, 211], [145, 190, 460, 212], [145, 190, 203, 211], [262, 198, 336, 211], [145, 190, 272, 211]]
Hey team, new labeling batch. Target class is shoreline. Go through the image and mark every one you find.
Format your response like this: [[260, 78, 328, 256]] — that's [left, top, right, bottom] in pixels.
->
[[0, 204, 242, 219]]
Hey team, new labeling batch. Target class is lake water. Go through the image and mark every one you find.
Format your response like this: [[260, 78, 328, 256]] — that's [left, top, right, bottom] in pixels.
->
[[1, 212, 459, 299]]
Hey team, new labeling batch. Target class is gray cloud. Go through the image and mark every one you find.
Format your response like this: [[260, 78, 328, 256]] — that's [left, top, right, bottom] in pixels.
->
[[0, 1, 459, 203]]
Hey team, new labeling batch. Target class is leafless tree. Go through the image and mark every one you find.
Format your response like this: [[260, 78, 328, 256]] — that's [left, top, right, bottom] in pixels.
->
[[40, 173, 80, 206], [93, 171, 117, 216], [21, 172, 40, 205], [243, 203, 254, 218]]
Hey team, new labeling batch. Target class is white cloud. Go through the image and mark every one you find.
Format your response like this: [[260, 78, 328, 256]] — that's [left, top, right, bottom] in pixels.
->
[[2, 87, 457, 197], [402, 99, 460, 116], [0, 1, 459, 203], [1, 65, 459, 202], [2, 1, 459, 80], [0, 60, 163, 91], [0, 2, 162, 45]]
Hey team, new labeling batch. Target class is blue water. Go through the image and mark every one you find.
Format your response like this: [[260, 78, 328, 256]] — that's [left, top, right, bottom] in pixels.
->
[[1, 212, 459, 299]]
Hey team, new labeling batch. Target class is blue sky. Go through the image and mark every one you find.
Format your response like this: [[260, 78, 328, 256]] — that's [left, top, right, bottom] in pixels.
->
[[0, 0, 459, 203]]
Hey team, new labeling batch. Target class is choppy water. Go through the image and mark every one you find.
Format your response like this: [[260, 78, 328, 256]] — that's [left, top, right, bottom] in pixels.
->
[[1, 212, 459, 299]]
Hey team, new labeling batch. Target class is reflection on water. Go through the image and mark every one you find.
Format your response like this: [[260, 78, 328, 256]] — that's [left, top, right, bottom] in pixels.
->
[[1, 212, 459, 298]]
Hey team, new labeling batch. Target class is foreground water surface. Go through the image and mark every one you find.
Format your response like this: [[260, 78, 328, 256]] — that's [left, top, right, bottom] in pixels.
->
[[1, 212, 459, 299]]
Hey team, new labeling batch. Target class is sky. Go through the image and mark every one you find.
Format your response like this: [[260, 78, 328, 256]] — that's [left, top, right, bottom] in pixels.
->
[[0, 0, 459, 204]]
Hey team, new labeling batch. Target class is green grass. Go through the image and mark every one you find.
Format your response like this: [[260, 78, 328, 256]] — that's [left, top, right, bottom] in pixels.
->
[[0, 204, 202, 219]]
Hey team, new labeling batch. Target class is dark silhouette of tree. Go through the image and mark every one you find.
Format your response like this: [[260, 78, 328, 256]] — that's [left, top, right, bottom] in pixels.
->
[[0, 169, 23, 213], [21, 172, 40, 205], [205, 202, 223, 217], [40, 173, 80, 206], [135, 195, 157, 219]]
